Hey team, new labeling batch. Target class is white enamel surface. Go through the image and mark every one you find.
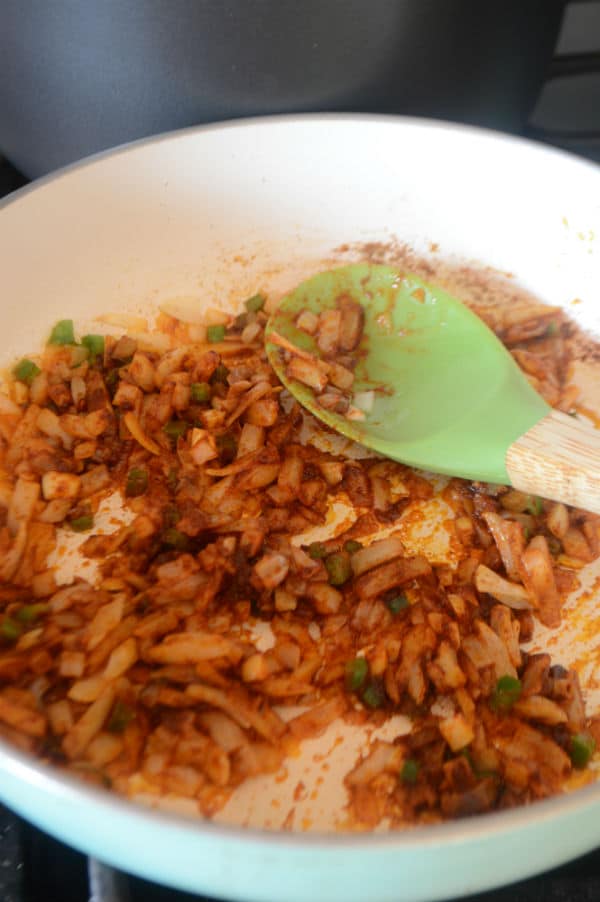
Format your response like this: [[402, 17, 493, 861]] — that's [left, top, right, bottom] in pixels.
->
[[1, 115, 600, 901]]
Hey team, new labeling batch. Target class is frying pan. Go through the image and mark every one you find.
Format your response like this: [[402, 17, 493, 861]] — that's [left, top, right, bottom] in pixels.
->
[[0, 116, 599, 901]]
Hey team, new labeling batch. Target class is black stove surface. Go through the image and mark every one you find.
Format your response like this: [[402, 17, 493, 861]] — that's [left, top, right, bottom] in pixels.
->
[[2, 139, 600, 902], [0, 797, 600, 902]]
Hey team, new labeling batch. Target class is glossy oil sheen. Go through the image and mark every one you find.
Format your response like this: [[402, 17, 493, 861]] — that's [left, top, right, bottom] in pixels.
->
[[267, 264, 550, 482]]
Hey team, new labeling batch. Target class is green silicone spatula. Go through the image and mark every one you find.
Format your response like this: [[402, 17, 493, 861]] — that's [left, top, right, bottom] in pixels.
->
[[266, 263, 600, 513]]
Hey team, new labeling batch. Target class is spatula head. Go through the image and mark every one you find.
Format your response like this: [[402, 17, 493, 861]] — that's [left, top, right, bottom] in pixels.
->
[[266, 264, 549, 483]]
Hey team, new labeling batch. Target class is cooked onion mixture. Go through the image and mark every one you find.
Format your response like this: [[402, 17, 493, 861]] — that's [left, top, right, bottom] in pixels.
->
[[269, 293, 368, 419], [0, 285, 598, 828]]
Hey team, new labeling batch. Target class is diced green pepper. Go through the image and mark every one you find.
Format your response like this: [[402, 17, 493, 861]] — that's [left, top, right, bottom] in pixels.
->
[[207, 324, 226, 343], [361, 680, 386, 709], [162, 528, 190, 551], [343, 539, 363, 554], [48, 319, 76, 345], [81, 334, 105, 357], [190, 382, 211, 403], [167, 467, 179, 492], [0, 618, 21, 642], [210, 363, 230, 384], [125, 467, 148, 498], [526, 496, 544, 517], [244, 293, 266, 313], [70, 515, 94, 532], [307, 541, 328, 560], [163, 420, 188, 441], [386, 593, 409, 615], [13, 359, 41, 385], [400, 759, 420, 785], [16, 603, 48, 624], [490, 675, 522, 711], [570, 733, 596, 768], [345, 657, 369, 692], [107, 699, 135, 734], [324, 551, 352, 586], [546, 321, 559, 337]]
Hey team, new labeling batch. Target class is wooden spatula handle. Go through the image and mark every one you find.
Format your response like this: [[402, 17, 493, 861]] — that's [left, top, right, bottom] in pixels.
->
[[506, 409, 600, 514]]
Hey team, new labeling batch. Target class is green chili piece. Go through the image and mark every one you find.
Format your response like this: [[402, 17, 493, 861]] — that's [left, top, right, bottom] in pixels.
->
[[207, 324, 226, 343], [526, 496, 544, 516], [81, 334, 105, 357], [490, 675, 522, 711], [13, 359, 41, 385], [48, 319, 76, 345], [343, 539, 363, 554], [16, 603, 48, 624], [163, 420, 188, 441], [190, 382, 211, 403], [210, 363, 230, 384], [344, 657, 369, 692], [244, 293, 266, 313], [546, 321, 559, 337], [107, 699, 135, 734], [386, 593, 409, 615], [307, 541, 328, 560], [125, 467, 148, 498], [324, 551, 352, 586], [400, 759, 420, 785], [0, 618, 21, 642], [570, 733, 596, 768], [70, 515, 94, 532], [361, 680, 386, 709], [162, 528, 190, 551]]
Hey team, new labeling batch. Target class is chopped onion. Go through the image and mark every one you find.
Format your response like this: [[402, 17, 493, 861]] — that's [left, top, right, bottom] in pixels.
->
[[345, 405, 366, 421], [123, 412, 161, 455], [158, 296, 206, 325], [97, 313, 148, 330], [352, 390, 374, 413]]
